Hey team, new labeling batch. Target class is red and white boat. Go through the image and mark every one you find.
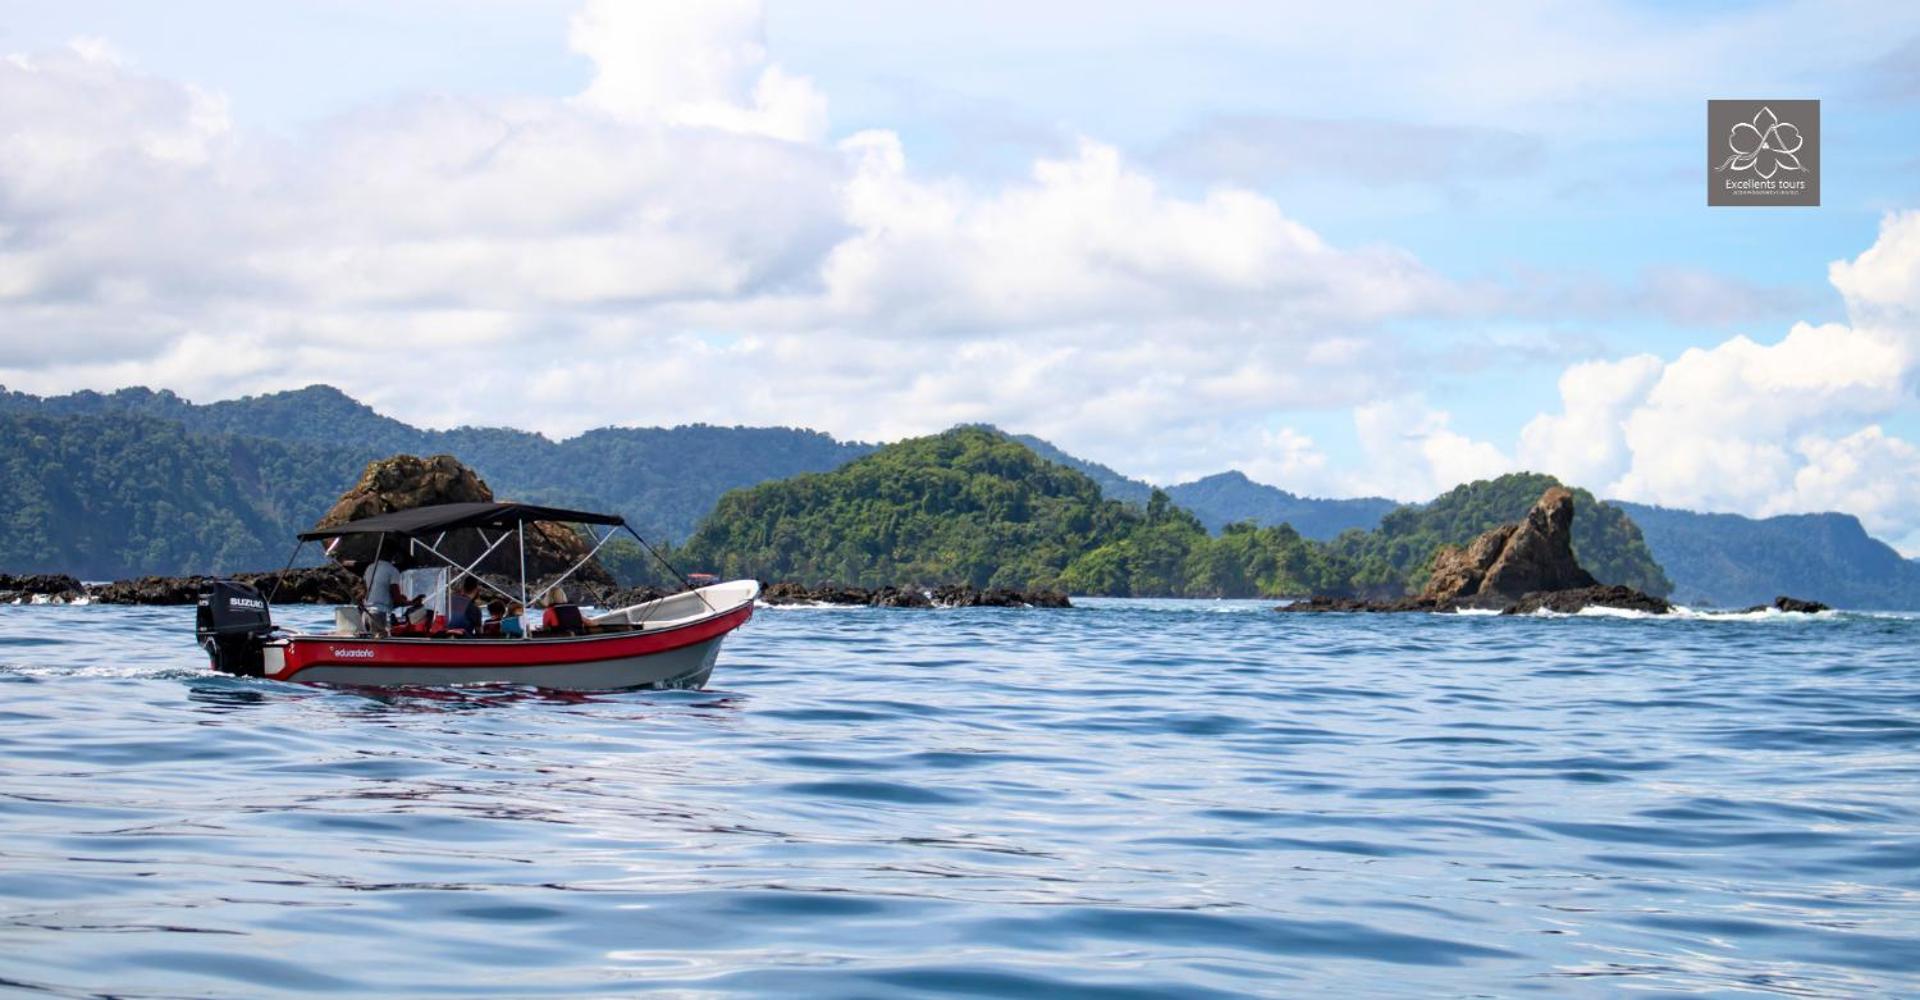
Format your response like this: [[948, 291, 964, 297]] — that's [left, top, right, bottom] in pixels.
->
[[195, 502, 758, 691]]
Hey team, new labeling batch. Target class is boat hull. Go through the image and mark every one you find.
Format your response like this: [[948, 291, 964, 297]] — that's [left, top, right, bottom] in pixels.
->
[[277, 632, 726, 690], [260, 586, 756, 691]]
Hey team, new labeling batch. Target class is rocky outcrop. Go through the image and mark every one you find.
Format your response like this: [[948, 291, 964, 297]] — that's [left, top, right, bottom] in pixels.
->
[[1280, 487, 1676, 615], [759, 582, 1070, 609], [89, 565, 361, 605], [931, 584, 1071, 608], [1425, 487, 1597, 604], [762, 582, 873, 606], [871, 586, 934, 608], [311, 454, 614, 589], [0, 573, 86, 604], [1503, 585, 1672, 616], [1743, 595, 1832, 614]]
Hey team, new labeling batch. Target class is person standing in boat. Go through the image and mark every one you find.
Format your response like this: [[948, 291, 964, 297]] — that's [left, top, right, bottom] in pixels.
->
[[359, 549, 421, 635]]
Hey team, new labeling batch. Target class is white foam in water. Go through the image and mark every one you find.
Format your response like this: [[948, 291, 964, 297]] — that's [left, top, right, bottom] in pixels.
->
[[1519, 604, 1846, 621]]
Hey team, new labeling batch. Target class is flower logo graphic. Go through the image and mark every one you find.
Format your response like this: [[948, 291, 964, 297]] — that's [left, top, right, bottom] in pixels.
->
[[1715, 105, 1805, 179]]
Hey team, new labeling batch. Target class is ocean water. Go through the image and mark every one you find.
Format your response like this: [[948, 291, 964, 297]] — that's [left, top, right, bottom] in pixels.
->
[[2, 599, 1918, 998]]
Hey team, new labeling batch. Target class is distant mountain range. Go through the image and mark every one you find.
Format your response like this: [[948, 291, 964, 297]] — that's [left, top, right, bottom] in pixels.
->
[[1613, 502, 1920, 609], [2, 383, 1917, 607], [1008, 433, 1395, 539]]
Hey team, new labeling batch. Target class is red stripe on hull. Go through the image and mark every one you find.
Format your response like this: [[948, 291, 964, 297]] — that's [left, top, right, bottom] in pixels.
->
[[269, 604, 753, 682]]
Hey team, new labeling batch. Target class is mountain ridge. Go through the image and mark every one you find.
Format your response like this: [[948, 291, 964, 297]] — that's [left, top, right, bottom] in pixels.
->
[[1611, 501, 1920, 609]]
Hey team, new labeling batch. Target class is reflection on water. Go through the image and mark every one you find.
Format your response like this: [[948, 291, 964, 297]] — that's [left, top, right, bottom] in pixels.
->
[[2, 600, 1918, 997]]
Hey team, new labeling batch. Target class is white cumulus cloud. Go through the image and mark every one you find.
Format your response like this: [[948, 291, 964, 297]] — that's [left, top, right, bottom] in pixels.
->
[[0, 0, 1459, 494], [1521, 211, 1920, 550], [1350, 396, 1511, 500]]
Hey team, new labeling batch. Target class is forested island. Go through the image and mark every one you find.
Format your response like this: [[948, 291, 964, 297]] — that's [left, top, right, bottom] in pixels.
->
[[673, 427, 1667, 599]]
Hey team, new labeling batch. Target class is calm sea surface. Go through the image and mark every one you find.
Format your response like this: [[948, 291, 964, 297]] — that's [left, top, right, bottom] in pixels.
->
[[2, 599, 1918, 998]]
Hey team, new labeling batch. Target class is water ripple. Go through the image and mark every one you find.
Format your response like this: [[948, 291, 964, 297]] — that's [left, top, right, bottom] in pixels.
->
[[1, 599, 1917, 997]]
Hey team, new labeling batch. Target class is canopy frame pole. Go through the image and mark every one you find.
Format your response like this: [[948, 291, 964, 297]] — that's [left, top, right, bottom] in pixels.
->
[[405, 534, 520, 606], [620, 524, 717, 616], [525, 525, 622, 611], [369, 532, 386, 612], [261, 540, 307, 607], [517, 520, 529, 619], [356, 533, 387, 625]]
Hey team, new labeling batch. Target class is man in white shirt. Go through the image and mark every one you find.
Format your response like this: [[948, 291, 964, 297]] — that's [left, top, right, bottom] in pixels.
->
[[359, 553, 421, 635]]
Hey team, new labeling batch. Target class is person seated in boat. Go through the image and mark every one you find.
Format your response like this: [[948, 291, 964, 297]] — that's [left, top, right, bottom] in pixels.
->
[[495, 600, 526, 638], [357, 551, 422, 636], [481, 599, 505, 637], [445, 576, 484, 636], [539, 587, 587, 635]]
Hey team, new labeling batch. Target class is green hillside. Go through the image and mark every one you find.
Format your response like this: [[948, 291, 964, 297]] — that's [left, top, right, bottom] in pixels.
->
[[679, 428, 1143, 589], [0, 411, 366, 578], [0, 385, 874, 545]]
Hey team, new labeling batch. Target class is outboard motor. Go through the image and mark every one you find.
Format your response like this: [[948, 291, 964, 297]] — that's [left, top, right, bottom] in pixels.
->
[[195, 580, 275, 677]]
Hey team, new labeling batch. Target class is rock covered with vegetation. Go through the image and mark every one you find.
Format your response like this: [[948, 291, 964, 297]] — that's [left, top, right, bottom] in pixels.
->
[[312, 454, 614, 590]]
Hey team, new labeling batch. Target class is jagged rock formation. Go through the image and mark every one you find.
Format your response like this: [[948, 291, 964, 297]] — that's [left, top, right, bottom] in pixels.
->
[[311, 454, 614, 590], [1424, 487, 1598, 605], [1282, 487, 1678, 615]]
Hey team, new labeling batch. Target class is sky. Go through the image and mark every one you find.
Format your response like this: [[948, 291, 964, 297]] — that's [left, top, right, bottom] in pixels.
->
[[2, 0, 1919, 551]]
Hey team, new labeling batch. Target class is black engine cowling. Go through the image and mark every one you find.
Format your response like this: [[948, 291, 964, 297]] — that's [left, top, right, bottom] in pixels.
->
[[195, 580, 275, 677]]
